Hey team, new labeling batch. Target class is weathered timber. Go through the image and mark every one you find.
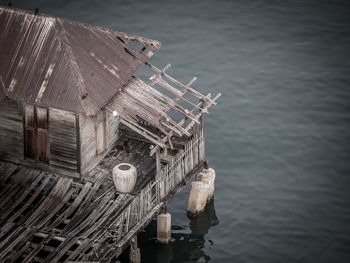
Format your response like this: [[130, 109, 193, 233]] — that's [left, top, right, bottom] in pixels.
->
[[150, 95, 211, 156], [0, 6, 221, 263], [0, 99, 24, 163], [0, 127, 207, 262], [49, 108, 78, 173], [0, 6, 160, 116], [79, 109, 120, 176]]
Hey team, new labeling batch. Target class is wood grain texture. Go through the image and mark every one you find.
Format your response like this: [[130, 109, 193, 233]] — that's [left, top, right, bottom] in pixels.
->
[[79, 109, 120, 176], [0, 99, 24, 163], [49, 108, 77, 172], [0, 127, 206, 262]]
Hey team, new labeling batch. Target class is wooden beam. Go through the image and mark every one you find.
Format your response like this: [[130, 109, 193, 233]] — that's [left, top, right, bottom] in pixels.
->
[[156, 148, 161, 180], [150, 94, 212, 156], [184, 93, 221, 132], [159, 120, 183, 136], [173, 77, 196, 104], [145, 62, 218, 105], [199, 99, 204, 131], [120, 119, 166, 149], [150, 75, 208, 114]]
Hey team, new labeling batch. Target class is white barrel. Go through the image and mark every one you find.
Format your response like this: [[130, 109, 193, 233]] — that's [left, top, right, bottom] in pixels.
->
[[112, 163, 137, 193]]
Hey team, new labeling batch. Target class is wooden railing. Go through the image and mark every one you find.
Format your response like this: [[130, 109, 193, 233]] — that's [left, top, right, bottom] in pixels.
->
[[105, 129, 205, 252], [157, 129, 205, 200]]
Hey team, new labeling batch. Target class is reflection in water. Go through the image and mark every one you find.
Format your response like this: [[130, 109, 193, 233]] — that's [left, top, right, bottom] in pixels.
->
[[136, 200, 219, 263]]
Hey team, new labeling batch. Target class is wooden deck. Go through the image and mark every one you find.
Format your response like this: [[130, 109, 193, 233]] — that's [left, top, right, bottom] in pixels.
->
[[0, 130, 206, 262], [84, 136, 156, 193]]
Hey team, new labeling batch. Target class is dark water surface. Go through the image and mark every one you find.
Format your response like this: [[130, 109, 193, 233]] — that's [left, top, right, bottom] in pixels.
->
[[2, 0, 350, 262]]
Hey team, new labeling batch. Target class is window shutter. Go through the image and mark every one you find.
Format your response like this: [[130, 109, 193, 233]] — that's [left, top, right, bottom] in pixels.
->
[[24, 104, 49, 163], [25, 128, 36, 159], [96, 119, 106, 155], [36, 107, 49, 163]]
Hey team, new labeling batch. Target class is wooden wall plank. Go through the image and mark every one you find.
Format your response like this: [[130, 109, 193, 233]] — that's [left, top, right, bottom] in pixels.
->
[[49, 108, 77, 172], [0, 99, 24, 163], [79, 109, 120, 176]]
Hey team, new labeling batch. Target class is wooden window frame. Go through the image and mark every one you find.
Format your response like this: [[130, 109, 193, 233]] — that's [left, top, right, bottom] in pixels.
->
[[24, 104, 49, 163], [96, 111, 107, 155]]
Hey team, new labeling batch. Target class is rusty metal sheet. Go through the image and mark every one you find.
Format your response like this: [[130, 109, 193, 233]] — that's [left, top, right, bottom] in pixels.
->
[[0, 6, 160, 116]]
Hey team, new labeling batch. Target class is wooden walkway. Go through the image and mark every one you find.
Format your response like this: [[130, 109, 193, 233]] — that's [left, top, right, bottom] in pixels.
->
[[0, 137, 158, 263], [0, 131, 206, 262]]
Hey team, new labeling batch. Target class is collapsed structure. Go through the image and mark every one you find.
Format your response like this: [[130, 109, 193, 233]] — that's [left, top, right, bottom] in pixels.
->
[[0, 6, 220, 263]]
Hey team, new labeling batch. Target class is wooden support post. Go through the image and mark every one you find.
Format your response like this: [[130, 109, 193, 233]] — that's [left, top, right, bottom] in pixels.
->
[[129, 236, 141, 263], [186, 181, 209, 218], [199, 99, 204, 131], [157, 213, 171, 244], [156, 148, 161, 180]]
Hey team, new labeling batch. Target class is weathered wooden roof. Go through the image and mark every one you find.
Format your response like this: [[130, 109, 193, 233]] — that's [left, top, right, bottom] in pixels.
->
[[0, 6, 160, 116], [106, 63, 221, 151]]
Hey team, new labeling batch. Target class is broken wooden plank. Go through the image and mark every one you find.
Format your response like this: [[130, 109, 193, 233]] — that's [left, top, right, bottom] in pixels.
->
[[145, 62, 218, 105], [0, 171, 44, 224], [150, 93, 212, 156]]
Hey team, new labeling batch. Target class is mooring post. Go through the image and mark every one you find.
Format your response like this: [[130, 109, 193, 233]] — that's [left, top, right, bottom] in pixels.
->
[[129, 236, 141, 263], [186, 181, 210, 218], [157, 212, 171, 244]]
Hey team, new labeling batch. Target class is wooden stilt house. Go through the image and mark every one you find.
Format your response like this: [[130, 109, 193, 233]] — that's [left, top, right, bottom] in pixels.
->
[[0, 6, 220, 262]]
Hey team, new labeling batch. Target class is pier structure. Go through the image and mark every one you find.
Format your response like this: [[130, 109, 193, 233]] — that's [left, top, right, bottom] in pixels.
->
[[0, 6, 220, 262]]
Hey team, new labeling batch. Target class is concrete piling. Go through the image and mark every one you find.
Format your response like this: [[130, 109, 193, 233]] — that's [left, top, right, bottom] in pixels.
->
[[157, 213, 171, 244], [186, 181, 210, 218], [196, 168, 216, 202], [129, 236, 141, 263]]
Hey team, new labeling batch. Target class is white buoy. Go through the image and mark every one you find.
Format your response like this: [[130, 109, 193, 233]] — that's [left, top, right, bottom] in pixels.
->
[[186, 181, 209, 218], [157, 213, 171, 244], [112, 163, 137, 193]]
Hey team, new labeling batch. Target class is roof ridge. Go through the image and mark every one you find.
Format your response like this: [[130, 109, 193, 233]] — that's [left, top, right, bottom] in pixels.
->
[[55, 18, 99, 115], [0, 6, 161, 49], [62, 17, 161, 49]]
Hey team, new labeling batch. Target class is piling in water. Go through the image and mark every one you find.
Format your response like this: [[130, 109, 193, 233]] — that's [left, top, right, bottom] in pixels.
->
[[157, 213, 171, 244], [186, 181, 210, 218], [196, 168, 216, 202]]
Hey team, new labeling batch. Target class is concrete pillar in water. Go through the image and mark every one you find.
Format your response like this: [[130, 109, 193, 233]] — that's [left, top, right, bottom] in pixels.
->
[[186, 181, 209, 218], [129, 236, 141, 263], [196, 168, 216, 202], [157, 213, 171, 244]]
